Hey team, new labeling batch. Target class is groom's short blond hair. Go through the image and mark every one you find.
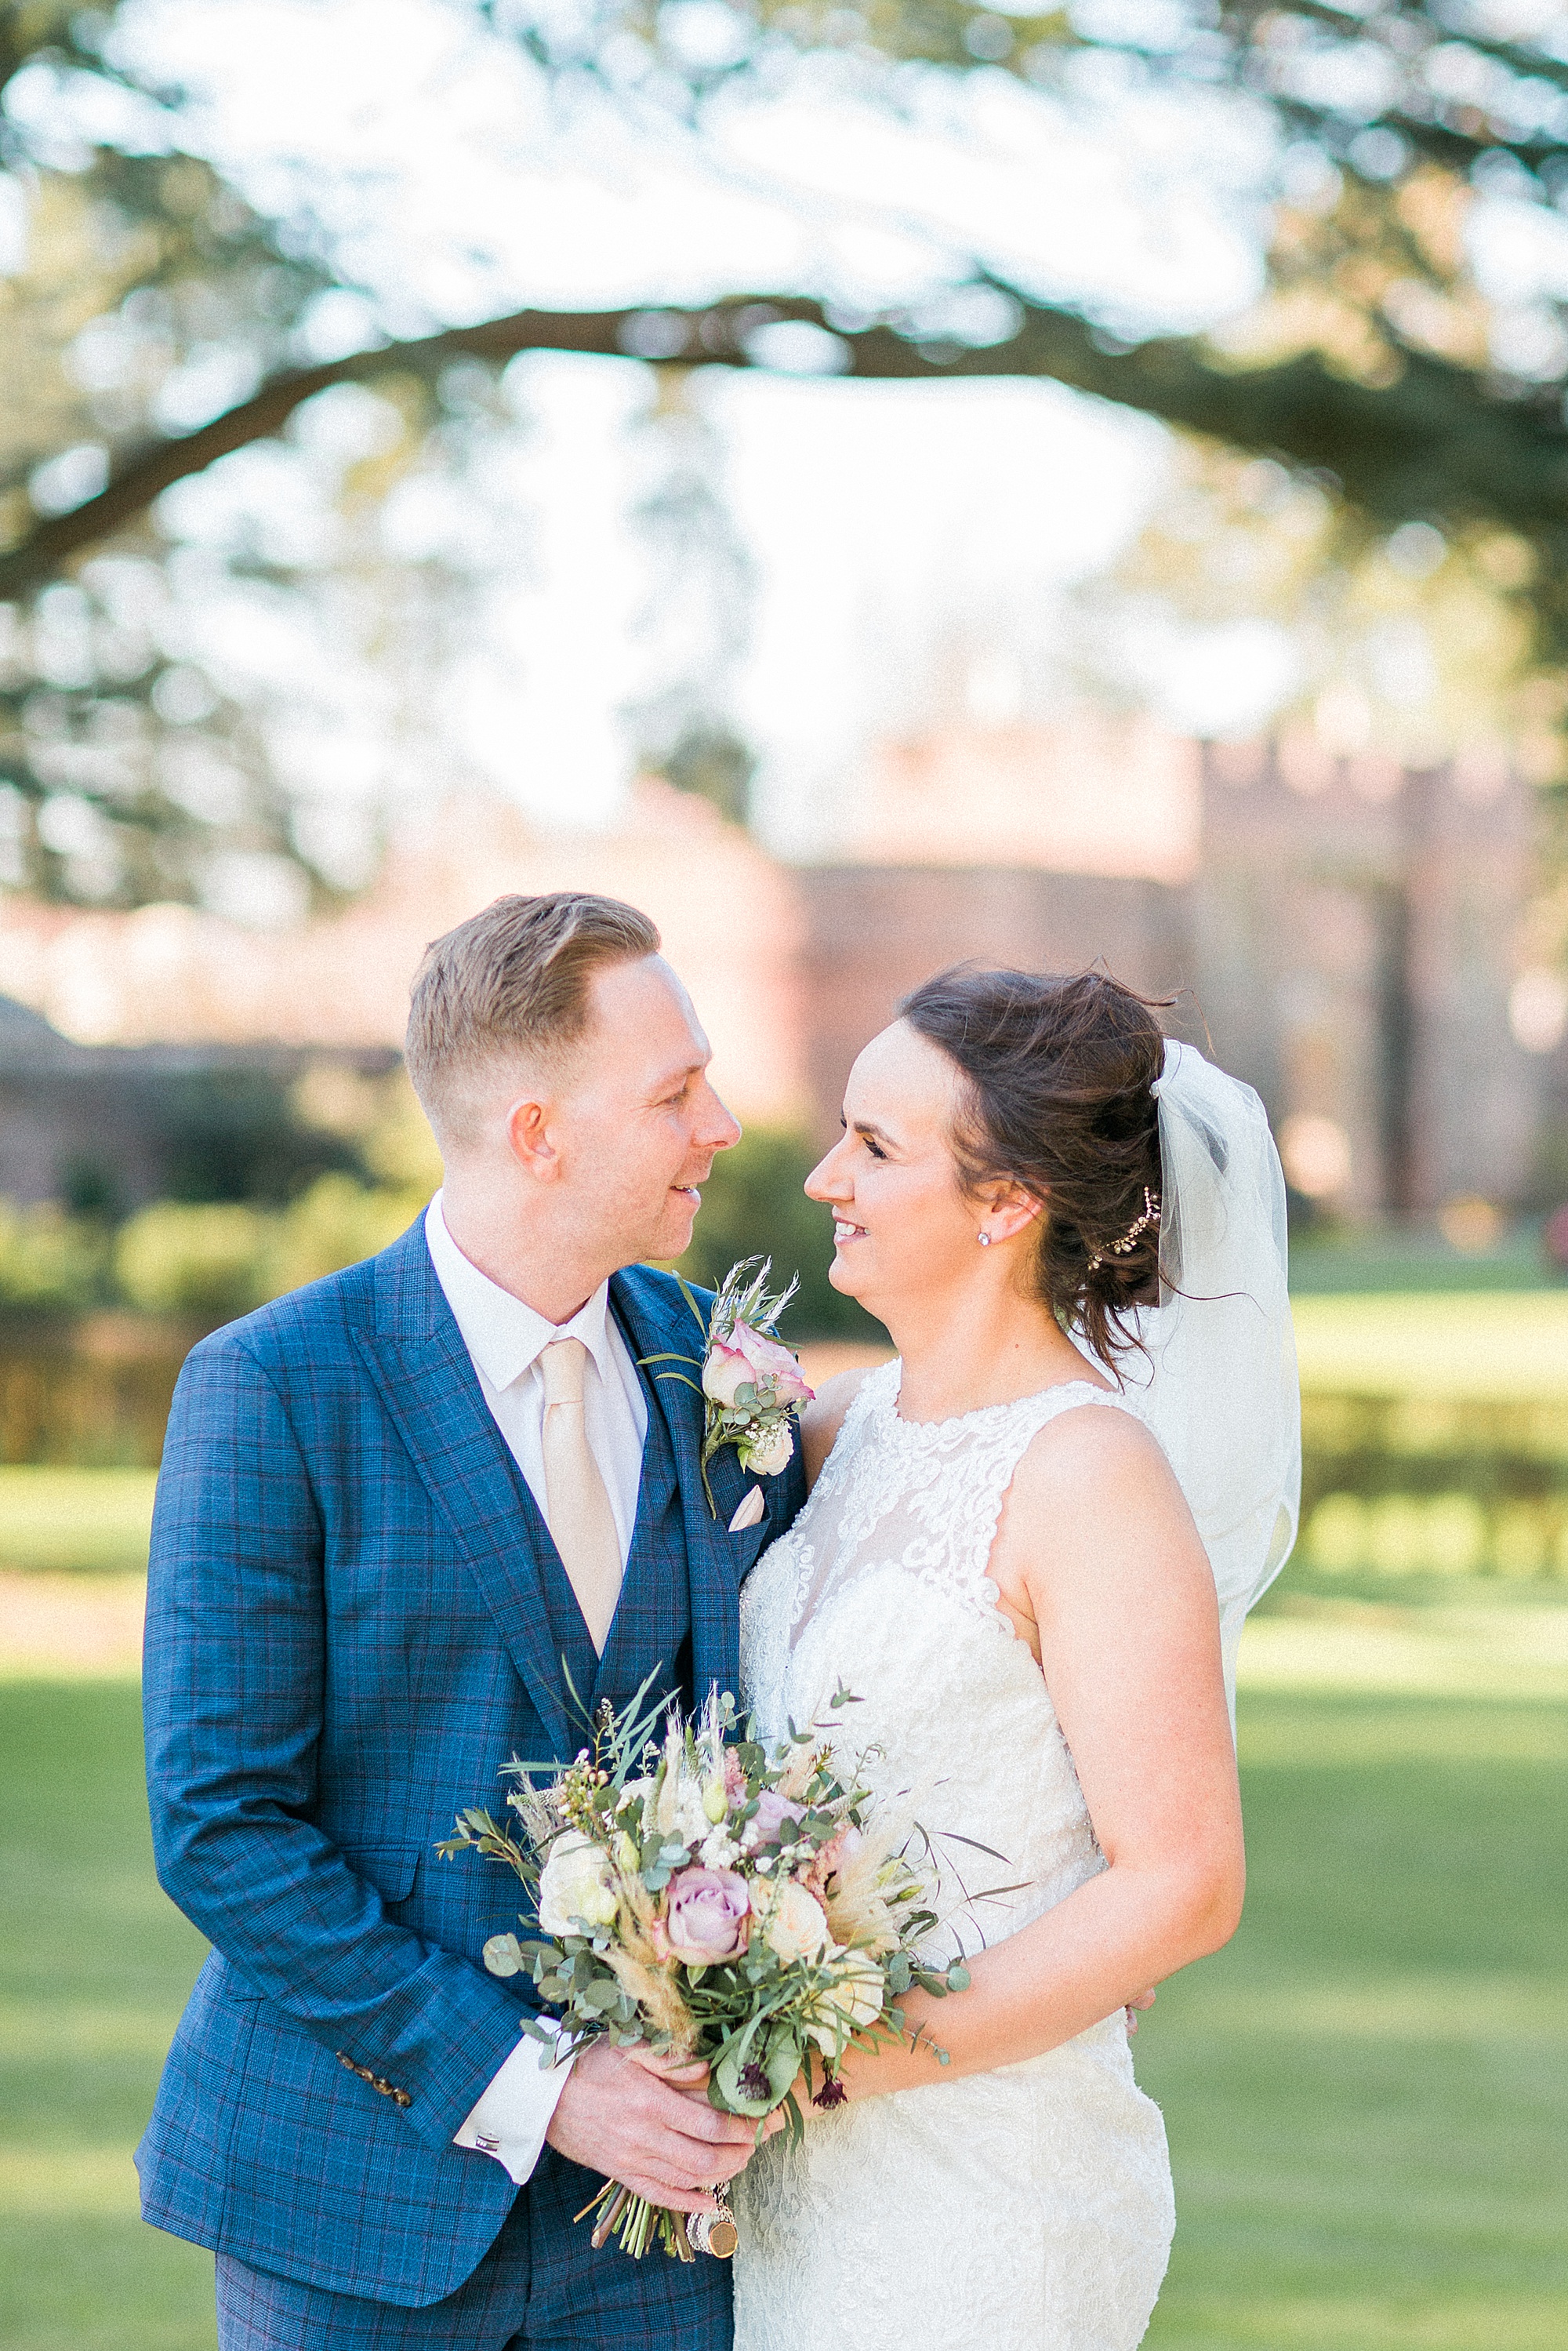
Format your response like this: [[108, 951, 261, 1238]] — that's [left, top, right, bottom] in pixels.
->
[[406, 892, 661, 1143]]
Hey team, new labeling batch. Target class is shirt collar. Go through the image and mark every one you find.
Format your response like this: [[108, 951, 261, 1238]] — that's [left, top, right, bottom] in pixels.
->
[[424, 1193, 617, 1394]]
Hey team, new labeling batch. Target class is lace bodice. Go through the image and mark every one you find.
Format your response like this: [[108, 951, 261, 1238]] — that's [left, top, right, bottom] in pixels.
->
[[732, 1358, 1174, 2351], [741, 1360, 1131, 1955]]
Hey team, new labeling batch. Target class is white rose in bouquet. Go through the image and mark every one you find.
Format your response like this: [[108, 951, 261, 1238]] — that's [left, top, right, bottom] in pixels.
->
[[538, 1833, 619, 1934], [802, 1948, 886, 2055], [760, 1877, 830, 1964]]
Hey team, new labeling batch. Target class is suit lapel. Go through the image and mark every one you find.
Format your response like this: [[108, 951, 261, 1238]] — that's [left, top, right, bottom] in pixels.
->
[[353, 1225, 574, 1761], [609, 1266, 750, 1707]]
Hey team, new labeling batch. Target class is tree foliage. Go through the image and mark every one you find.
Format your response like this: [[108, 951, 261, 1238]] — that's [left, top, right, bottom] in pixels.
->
[[0, 3, 356, 902], [2, 0, 1566, 903]]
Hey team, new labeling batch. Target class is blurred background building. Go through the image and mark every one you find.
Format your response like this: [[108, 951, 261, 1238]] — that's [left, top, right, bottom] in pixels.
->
[[0, 718, 1551, 1230]]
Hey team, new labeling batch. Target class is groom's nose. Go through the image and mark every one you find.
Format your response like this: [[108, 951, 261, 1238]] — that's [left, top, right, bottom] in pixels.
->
[[693, 1081, 742, 1154]]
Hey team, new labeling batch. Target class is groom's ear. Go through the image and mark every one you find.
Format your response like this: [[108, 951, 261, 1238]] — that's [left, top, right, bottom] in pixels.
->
[[504, 1094, 562, 1182]]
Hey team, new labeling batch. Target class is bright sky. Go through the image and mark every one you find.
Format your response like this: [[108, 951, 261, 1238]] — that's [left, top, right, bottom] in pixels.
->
[[35, 0, 1480, 856]]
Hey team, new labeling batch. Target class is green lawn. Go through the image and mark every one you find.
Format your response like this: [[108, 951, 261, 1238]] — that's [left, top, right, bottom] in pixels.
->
[[0, 1682, 212, 2350], [1290, 1292, 1568, 1402], [0, 1470, 158, 1575], [1141, 1694, 1568, 2351], [1, 1681, 1563, 2351]]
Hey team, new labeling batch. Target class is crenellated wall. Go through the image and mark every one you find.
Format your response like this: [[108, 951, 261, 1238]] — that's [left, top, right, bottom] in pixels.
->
[[0, 729, 1548, 1221], [1191, 739, 1540, 1215]]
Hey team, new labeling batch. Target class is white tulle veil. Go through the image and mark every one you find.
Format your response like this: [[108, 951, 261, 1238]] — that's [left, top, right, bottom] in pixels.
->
[[1115, 1041, 1301, 1717]]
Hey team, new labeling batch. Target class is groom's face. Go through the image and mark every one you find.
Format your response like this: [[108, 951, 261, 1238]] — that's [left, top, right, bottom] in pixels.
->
[[533, 954, 742, 1270]]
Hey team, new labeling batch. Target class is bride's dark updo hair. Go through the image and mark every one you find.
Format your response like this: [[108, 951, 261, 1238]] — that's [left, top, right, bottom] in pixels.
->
[[898, 965, 1167, 1367]]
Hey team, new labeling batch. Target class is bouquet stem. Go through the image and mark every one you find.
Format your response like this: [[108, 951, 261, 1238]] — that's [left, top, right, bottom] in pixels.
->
[[577, 2178, 708, 2262]]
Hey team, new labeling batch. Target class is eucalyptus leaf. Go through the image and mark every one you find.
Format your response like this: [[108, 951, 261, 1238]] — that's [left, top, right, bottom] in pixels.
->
[[714, 2022, 800, 2117]]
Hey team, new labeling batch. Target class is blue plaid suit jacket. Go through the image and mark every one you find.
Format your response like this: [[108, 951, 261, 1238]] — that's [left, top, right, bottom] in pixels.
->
[[136, 1222, 804, 2313]]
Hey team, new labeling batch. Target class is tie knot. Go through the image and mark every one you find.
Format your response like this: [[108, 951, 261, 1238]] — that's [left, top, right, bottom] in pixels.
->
[[540, 1335, 589, 1407]]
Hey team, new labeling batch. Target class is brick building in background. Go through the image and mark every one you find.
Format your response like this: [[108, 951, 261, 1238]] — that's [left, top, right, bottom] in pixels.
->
[[792, 714, 1196, 1151], [1192, 737, 1540, 1219], [793, 719, 1550, 1219], [0, 721, 1555, 1221]]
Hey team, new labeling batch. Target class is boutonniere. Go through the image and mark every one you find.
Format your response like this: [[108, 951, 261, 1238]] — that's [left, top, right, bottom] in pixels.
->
[[642, 1258, 815, 1521]]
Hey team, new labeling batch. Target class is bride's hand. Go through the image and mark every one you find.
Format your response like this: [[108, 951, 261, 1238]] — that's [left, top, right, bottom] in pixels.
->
[[1125, 1988, 1156, 2034]]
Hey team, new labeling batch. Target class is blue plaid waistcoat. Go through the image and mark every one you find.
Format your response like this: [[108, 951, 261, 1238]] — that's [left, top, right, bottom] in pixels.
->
[[136, 1222, 804, 2316]]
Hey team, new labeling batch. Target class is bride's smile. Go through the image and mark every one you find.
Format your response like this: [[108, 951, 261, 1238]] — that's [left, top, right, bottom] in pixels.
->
[[801, 1012, 1117, 1430]]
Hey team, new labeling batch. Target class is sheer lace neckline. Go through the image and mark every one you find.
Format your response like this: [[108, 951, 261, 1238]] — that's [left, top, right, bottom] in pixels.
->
[[763, 1357, 1138, 1670], [877, 1361, 1114, 1437]]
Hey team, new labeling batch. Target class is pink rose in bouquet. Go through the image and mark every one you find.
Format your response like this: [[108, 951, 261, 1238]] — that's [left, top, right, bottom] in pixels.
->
[[804, 1821, 863, 1899], [662, 1866, 752, 1964], [702, 1319, 813, 1412], [742, 1789, 805, 1853]]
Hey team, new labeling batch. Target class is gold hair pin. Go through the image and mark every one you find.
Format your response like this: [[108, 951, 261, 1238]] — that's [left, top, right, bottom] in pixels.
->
[[1087, 1188, 1161, 1274]]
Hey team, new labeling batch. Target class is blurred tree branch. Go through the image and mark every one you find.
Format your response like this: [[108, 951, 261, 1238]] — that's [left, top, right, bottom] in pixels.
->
[[4, 283, 1562, 623], [5, 0, 1566, 619], [4, 0, 1568, 906]]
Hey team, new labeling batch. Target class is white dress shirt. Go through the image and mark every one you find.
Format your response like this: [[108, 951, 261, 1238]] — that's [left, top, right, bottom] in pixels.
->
[[424, 1194, 649, 2184]]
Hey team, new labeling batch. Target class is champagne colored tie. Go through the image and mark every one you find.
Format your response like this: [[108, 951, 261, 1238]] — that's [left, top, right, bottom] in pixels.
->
[[539, 1337, 623, 1655]]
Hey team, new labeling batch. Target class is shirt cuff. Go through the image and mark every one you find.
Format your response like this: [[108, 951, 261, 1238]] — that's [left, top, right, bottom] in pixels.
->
[[453, 2026, 574, 2185]]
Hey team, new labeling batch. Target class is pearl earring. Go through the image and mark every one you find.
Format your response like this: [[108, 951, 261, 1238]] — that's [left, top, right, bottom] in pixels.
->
[[978, 1231, 992, 1247]]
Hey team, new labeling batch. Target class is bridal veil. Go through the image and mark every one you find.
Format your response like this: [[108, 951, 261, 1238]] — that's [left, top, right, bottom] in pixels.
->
[[1119, 1040, 1302, 1715]]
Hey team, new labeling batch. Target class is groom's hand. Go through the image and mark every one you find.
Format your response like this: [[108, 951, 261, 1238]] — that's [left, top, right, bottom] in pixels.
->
[[545, 2042, 758, 2213]]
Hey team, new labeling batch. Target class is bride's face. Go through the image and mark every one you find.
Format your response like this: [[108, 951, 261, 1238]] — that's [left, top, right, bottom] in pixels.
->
[[805, 1020, 981, 1306]]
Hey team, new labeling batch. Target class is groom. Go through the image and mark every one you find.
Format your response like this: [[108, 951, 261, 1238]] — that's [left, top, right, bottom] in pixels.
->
[[136, 892, 806, 2350]]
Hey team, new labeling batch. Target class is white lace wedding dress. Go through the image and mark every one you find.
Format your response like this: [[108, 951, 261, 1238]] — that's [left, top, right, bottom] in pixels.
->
[[732, 1361, 1176, 2351]]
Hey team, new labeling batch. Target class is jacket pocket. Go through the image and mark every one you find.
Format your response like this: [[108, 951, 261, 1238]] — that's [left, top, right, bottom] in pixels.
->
[[340, 1843, 420, 1903]]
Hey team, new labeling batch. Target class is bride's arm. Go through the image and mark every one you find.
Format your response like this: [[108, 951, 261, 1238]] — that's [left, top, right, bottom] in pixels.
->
[[830, 1404, 1244, 2098]]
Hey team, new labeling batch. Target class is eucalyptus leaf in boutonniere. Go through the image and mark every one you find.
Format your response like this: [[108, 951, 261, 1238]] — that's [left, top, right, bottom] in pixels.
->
[[641, 1257, 815, 1515]]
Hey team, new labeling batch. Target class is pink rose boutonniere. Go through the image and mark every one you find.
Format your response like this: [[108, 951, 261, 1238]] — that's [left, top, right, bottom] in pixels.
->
[[641, 1257, 815, 1521]]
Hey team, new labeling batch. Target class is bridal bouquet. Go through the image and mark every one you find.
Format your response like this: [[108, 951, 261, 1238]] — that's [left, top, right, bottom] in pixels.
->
[[440, 1678, 970, 2261]]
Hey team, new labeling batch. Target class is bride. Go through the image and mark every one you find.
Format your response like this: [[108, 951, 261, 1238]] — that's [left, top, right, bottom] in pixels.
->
[[731, 965, 1299, 2351]]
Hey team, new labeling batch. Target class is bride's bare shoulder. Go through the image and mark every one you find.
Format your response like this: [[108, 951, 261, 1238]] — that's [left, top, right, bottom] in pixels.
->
[[1004, 1394, 1207, 1599], [800, 1364, 883, 1486], [1017, 1394, 1176, 1508]]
